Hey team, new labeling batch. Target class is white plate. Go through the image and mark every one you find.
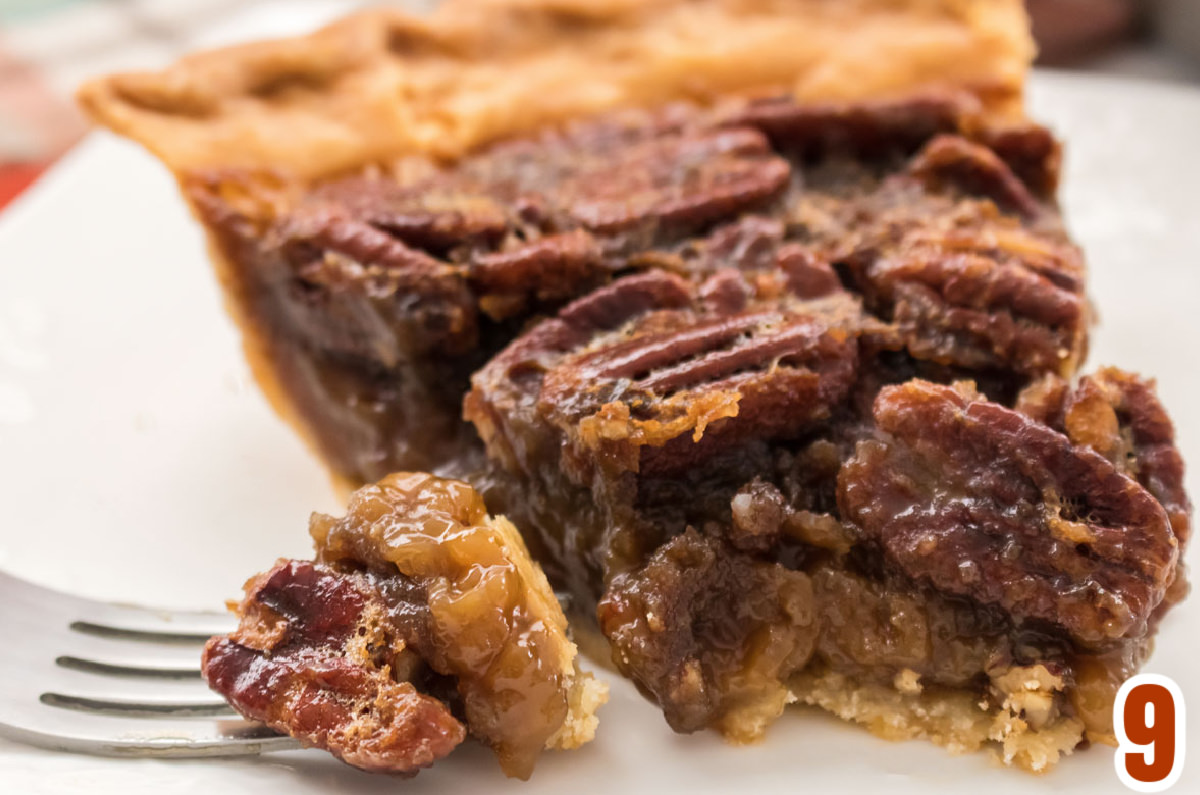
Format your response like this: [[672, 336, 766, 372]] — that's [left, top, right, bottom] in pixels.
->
[[0, 72, 1197, 794]]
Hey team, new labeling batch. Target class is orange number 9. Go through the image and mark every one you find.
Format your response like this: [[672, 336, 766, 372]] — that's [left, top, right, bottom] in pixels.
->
[[1124, 684, 1174, 782], [1115, 674, 1185, 792]]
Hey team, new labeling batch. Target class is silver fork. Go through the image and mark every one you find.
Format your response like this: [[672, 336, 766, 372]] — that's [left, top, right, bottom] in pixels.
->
[[0, 570, 299, 757]]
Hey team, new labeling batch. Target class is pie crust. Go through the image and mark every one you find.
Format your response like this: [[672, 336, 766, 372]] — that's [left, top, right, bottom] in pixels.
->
[[80, 0, 1033, 177]]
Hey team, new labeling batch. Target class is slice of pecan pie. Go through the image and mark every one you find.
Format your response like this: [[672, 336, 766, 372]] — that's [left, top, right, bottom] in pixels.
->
[[202, 472, 606, 778], [81, 0, 1189, 775]]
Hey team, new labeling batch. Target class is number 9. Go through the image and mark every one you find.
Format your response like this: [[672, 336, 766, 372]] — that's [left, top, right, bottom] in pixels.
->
[[1114, 674, 1186, 792]]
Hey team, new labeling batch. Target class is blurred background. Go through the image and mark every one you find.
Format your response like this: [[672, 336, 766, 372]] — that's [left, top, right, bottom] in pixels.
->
[[0, 0, 1198, 209]]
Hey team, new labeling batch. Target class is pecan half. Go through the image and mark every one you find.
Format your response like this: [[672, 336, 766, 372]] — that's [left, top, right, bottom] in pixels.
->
[[465, 273, 873, 605], [554, 305, 864, 480], [449, 110, 791, 249], [467, 229, 607, 321], [665, 217, 846, 303], [272, 206, 479, 363], [467, 271, 699, 489], [908, 134, 1043, 217], [972, 122, 1063, 198], [203, 560, 466, 776], [1017, 368, 1192, 546], [314, 171, 613, 321], [722, 92, 970, 159], [556, 127, 792, 235], [536, 291, 866, 480], [842, 226, 1087, 377], [839, 380, 1178, 648], [310, 174, 510, 252]]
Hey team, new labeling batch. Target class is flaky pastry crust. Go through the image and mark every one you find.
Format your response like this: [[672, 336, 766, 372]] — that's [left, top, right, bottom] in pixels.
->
[[79, 0, 1034, 179]]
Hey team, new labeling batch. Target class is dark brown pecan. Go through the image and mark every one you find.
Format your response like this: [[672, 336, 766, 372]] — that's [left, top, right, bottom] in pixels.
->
[[469, 259, 879, 491], [202, 560, 465, 776], [668, 217, 845, 302], [309, 175, 510, 252], [845, 230, 1087, 376], [465, 273, 872, 610], [471, 270, 697, 411], [972, 122, 1063, 197], [556, 127, 791, 235], [908, 134, 1042, 217], [550, 270, 697, 339], [466, 229, 607, 320], [272, 206, 479, 362], [839, 380, 1178, 648], [676, 215, 787, 275], [777, 244, 844, 299], [697, 269, 754, 314], [539, 296, 864, 480], [597, 529, 817, 739], [466, 271, 699, 475], [723, 92, 970, 159], [435, 111, 792, 249], [1017, 369, 1192, 546]]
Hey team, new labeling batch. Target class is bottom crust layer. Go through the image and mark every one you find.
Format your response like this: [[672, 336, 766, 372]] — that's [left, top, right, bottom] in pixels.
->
[[792, 668, 1091, 773]]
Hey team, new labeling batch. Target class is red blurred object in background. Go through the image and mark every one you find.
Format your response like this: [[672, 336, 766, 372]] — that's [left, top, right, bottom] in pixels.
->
[[0, 162, 50, 209], [0, 47, 82, 211]]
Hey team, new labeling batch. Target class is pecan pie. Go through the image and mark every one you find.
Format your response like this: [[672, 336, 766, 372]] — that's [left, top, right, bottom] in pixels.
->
[[202, 472, 606, 778], [82, 0, 1189, 775]]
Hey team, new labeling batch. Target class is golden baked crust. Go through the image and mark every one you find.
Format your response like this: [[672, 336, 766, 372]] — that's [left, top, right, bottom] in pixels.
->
[[79, 0, 1034, 179], [792, 666, 1090, 774]]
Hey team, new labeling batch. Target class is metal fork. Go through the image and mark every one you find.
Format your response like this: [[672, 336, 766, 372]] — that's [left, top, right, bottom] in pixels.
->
[[0, 570, 299, 757]]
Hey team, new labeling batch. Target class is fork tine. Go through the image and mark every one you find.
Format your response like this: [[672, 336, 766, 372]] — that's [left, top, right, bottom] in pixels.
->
[[0, 571, 234, 641], [43, 663, 227, 705], [39, 693, 235, 718], [54, 629, 214, 670], [0, 571, 301, 758], [55, 655, 202, 679], [1, 571, 226, 672], [68, 620, 220, 645], [0, 713, 300, 758], [70, 605, 235, 643]]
